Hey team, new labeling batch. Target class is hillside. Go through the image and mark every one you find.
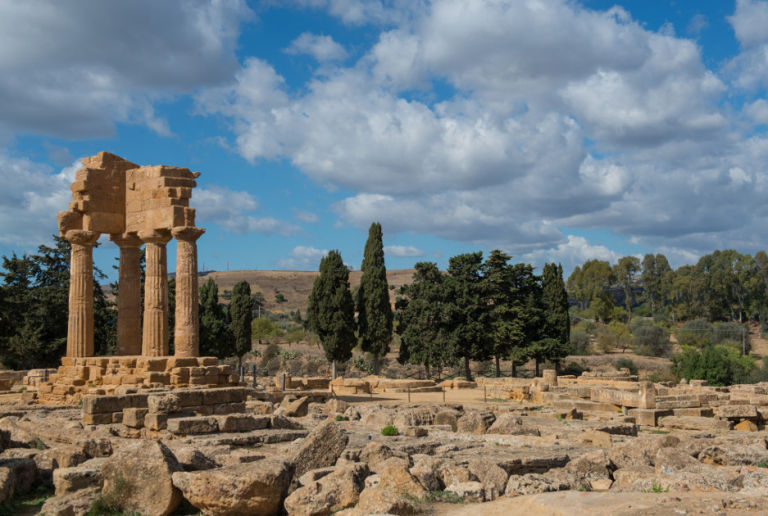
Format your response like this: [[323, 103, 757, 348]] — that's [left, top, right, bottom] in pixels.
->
[[200, 269, 416, 315]]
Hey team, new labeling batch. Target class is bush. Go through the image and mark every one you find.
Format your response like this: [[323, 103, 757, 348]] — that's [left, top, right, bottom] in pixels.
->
[[712, 322, 749, 353], [569, 330, 590, 355], [595, 329, 616, 354], [677, 318, 711, 348], [560, 361, 586, 376], [671, 344, 755, 386], [381, 425, 399, 436], [616, 357, 638, 375], [574, 319, 596, 336], [608, 321, 632, 352], [633, 325, 671, 357], [335, 415, 349, 421]]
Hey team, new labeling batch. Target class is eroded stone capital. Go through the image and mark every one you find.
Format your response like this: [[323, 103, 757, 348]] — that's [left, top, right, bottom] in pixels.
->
[[109, 233, 143, 248], [65, 230, 99, 247], [138, 229, 172, 245], [171, 226, 205, 242]]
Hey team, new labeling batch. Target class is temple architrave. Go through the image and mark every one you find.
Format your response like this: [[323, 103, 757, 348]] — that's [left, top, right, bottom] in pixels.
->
[[38, 152, 235, 404]]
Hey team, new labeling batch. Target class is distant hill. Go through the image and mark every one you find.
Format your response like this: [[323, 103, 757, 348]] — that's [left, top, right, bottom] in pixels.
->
[[199, 269, 416, 315]]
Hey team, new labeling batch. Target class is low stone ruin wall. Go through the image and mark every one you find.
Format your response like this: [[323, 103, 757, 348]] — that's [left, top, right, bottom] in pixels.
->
[[37, 356, 238, 404]]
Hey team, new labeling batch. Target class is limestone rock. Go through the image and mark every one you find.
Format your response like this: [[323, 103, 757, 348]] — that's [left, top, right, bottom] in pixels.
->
[[147, 393, 181, 414], [360, 441, 411, 473], [354, 464, 426, 515], [410, 456, 444, 492], [53, 457, 106, 495], [271, 414, 305, 430], [0, 457, 36, 494], [39, 486, 100, 516], [283, 396, 310, 417], [433, 410, 459, 431], [487, 413, 540, 436], [284, 463, 369, 516], [563, 449, 615, 489], [611, 466, 656, 491], [101, 440, 183, 516], [468, 458, 509, 497], [457, 410, 495, 434], [505, 473, 571, 497], [170, 446, 219, 471], [172, 459, 294, 516], [698, 443, 768, 466], [446, 480, 485, 502], [0, 467, 13, 503], [292, 420, 348, 479]]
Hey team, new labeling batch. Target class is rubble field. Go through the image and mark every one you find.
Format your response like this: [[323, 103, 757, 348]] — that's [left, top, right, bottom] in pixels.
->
[[0, 368, 767, 515]]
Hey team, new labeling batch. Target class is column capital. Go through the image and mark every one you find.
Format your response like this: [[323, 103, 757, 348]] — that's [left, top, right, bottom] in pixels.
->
[[171, 226, 205, 242], [138, 229, 172, 245], [65, 230, 99, 247], [109, 232, 143, 248]]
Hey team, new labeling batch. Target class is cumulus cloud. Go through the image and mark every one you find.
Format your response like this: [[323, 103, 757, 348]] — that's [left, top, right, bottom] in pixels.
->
[[276, 245, 329, 269], [0, 0, 253, 138], [286, 32, 348, 61], [196, 0, 768, 262], [727, 0, 768, 89], [195, 186, 298, 236], [521, 235, 622, 275], [384, 245, 424, 257], [0, 155, 77, 247], [295, 210, 320, 223]]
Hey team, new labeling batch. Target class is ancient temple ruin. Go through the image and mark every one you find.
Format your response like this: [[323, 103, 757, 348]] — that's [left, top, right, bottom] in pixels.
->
[[38, 152, 235, 403], [58, 151, 203, 358]]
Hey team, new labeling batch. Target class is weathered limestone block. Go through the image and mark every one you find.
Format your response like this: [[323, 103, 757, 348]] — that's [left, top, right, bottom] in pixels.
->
[[101, 440, 183, 516], [167, 417, 219, 436], [284, 463, 369, 516], [172, 460, 294, 516], [292, 420, 348, 479], [53, 457, 107, 495]]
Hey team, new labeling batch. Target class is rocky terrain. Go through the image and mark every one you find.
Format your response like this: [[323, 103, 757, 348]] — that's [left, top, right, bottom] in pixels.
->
[[0, 372, 767, 515]]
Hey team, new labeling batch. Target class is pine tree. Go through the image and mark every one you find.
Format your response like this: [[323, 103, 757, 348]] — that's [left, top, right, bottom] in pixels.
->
[[230, 280, 253, 369], [542, 263, 570, 348], [357, 222, 393, 373], [306, 250, 356, 377], [199, 278, 234, 358]]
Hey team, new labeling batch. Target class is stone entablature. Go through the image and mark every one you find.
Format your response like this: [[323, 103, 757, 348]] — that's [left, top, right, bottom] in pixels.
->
[[57, 152, 205, 358]]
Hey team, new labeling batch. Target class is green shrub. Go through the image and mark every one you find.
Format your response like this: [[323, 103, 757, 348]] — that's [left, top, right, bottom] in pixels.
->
[[616, 358, 638, 375], [633, 325, 671, 357], [676, 318, 711, 348], [381, 425, 399, 436], [560, 361, 586, 376], [569, 330, 590, 355], [595, 329, 616, 354], [712, 322, 749, 353], [671, 344, 756, 386], [335, 415, 349, 421]]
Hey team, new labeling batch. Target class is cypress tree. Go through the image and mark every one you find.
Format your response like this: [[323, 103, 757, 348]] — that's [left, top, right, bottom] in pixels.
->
[[444, 252, 490, 381], [199, 278, 235, 359], [306, 250, 356, 377], [230, 280, 253, 370], [542, 263, 570, 348], [357, 222, 393, 373]]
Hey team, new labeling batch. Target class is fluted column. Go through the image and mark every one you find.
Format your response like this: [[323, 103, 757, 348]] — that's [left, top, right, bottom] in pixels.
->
[[109, 233, 143, 355], [172, 227, 205, 357], [65, 230, 99, 357], [139, 229, 172, 357]]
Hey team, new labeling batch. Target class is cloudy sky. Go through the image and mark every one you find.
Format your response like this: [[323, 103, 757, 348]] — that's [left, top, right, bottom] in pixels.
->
[[1, 0, 767, 278]]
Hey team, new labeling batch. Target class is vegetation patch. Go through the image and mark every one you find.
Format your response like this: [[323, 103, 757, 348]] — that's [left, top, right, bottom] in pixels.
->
[[381, 425, 399, 436]]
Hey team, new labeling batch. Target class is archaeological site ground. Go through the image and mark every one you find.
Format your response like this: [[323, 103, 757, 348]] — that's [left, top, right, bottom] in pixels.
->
[[0, 153, 767, 516]]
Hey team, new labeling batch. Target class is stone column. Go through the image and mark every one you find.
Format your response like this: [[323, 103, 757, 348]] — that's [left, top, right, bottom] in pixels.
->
[[139, 230, 172, 357], [172, 226, 205, 357], [65, 230, 99, 357], [109, 233, 143, 355]]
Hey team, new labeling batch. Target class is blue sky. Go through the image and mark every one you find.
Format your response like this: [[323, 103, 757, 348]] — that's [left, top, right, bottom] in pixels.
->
[[1, 0, 767, 280]]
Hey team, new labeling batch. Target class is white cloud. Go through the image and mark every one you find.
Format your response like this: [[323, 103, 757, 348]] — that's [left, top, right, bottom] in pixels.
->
[[0, 0, 253, 137], [727, 0, 768, 89], [286, 32, 347, 61], [745, 99, 768, 124], [198, 0, 768, 261], [276, 245, 328, 269], [384, 245, 423, 257], [521, 235, 622, 275], [295, 210, 320, 223], [195, 186, 298, 236], [0, 155, 77, 247]]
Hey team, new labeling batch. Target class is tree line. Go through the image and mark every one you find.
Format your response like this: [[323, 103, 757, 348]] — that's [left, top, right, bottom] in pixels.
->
[[567, 250, 768, 326]]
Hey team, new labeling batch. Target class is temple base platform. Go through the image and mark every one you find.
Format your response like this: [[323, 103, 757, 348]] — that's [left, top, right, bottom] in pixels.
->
[[37, 356, 239, 404]]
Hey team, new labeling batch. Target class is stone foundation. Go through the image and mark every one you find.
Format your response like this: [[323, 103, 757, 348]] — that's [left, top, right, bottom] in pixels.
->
[[37, 356, 239, 404]]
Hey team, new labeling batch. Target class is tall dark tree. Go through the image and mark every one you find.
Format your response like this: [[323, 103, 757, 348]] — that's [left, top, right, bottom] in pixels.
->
[[199, 278, 234, 358], [396, 262, 453, 378], [542, 263, 570, 347], [230, 280, 253, 369], [0, 236, 114, 368], [641, 253, 672, 314], [614, 256, 640, 322], [306, 250, 356, 378], [444, 252, 489, 381], [357, 222, 393, 373], [483, 250, 517, 377]]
